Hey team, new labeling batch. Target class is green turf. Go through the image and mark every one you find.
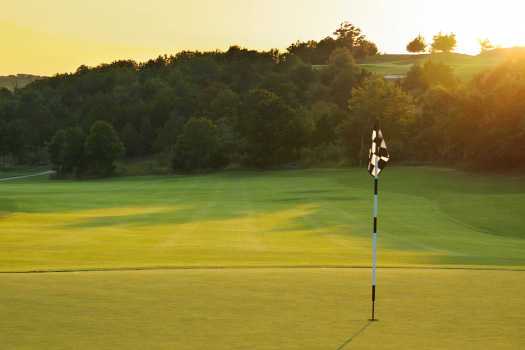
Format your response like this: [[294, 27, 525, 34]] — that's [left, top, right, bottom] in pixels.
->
[[1, 268, 524, 350], [1, 167, 524, 271], [357, 52, 507, 80], [2, 167, 525, 349]]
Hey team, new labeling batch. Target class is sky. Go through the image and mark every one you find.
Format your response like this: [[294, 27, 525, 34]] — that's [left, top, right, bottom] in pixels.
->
[[2, 0, 525, 75]]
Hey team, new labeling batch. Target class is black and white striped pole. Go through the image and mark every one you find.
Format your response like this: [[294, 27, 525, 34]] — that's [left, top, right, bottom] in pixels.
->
[[367, 126, 389, 322], [371, 157, 379, 321]]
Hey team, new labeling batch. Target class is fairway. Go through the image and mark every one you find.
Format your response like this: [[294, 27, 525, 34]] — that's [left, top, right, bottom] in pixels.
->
[[1, 167, 525, 271], [1, 167, 524, 349], [358, 53, 506, 80]]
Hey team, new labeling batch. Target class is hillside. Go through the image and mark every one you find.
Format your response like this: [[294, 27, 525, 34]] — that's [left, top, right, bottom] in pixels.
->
[[357, 47, 525, 80], [0, 74, 43, 91]]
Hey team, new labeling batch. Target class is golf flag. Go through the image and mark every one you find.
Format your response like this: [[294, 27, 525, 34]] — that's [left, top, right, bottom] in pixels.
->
[[368, 128, 390, 177], [368, 126, 389, 321]]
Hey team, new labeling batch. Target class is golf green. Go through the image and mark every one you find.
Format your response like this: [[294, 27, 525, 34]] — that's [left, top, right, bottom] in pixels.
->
[[1, 268, 523, 350]]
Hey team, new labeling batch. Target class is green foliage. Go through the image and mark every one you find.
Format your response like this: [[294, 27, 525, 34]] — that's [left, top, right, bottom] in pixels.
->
[[84, 121, 125, 176], [344, 77, 416, 163], [431, 32, 457, 53], [153, 113, 186, 153], [236, 89, 306, 168], [406, 34, 427, 53], [461, 60, 525, 168], [209, 89, 240, 121], [48, 129, 66, 175], [287, 21, 377, 64], [333, 21, 378, 59], [478, 38, 494, 53], [171, 117, 226, 171], [403, 61, 458, 92], [48, 127, 86, 176], [2, 32, 525, 173], [62, 127, 86, 175], [321, 48, 366, 108], [121, 122, 142, 157]]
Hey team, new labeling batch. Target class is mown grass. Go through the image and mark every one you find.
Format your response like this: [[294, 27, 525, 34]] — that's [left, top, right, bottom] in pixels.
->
[[1, 268, 523, 350], [357, 52, 508, 80], [1, 167, 524, 349], [1, 167, 524, 271]]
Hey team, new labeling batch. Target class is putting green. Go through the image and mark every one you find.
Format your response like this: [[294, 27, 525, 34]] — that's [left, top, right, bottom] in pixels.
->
[[1, 268, 523, 350]]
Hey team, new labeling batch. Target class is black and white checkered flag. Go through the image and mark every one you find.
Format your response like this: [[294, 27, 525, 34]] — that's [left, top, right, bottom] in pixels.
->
[[368, 127, 390, 177]]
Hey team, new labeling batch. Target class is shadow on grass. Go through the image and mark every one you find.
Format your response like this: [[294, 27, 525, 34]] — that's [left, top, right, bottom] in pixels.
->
[[335, 321, 373, 350]]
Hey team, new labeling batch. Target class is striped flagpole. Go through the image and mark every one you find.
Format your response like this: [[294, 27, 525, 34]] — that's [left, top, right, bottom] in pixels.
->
[[368, 126, 389, 321], [371, 157, 379, 321]]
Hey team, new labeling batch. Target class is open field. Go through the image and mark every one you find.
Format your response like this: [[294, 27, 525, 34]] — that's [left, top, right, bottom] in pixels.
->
[[358, 51, 522, 80], [0, 74, 43, 91], [1, 167, 524, 349]]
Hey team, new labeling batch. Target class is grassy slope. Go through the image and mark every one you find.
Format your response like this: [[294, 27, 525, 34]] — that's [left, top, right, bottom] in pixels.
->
[[1, 167, 524, 271], [1, 168, 525, 350], [358, 52, 511, 80], [1, 268, 524, 350], [0, 75, 42, 91]]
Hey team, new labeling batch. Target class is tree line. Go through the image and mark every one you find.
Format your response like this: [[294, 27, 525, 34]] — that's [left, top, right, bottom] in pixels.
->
[[0, 22, 524, 176]]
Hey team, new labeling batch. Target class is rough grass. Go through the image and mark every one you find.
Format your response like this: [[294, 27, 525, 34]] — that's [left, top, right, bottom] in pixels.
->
[[1, 268, 524, 350]]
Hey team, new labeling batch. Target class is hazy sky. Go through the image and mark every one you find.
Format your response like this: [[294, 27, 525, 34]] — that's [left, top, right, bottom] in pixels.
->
[[2, 0, 525, 75]]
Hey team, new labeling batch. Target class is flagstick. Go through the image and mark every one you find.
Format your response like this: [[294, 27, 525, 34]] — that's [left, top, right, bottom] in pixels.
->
[[371, 158, 379, 321]]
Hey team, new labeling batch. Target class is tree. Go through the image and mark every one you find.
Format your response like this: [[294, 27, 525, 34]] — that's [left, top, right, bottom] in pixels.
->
[[121, 122, 142, 157], [406, 35, 427, 53], [403, 61, 457, 93], [209, 88, 241, 121], [333, 21, 377, 59], [478, 38, 494, 53], [0, 119, 8, 167], [48, 129, 67, 176], [139, 117, 155, 153], [431, 32, 457, 53], [236, 89, 304, 168], [153, 112, 186, 153], [322, 48, 363, 108], [344, 77, 416, 164], [5, 119, 32, 163], [171, 117, 226, 171], [84, 121, 125, 176], [334, 22, 363, 49], [62, 127, 86, 175]]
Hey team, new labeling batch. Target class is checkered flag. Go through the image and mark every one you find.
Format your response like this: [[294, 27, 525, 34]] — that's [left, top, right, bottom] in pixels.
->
[[368, 127, 390, 177]]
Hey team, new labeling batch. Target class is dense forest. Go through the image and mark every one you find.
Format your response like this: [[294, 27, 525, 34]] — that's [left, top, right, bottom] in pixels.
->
[[0, 23, 524, 176]]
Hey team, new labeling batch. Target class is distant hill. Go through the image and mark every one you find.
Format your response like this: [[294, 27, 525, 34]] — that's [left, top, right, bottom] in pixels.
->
[[0, 74, 44, 91], [356, 47, 525, 80]]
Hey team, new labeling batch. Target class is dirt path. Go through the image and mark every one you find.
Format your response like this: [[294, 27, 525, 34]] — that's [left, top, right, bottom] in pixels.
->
[[0, 170, 55, 182]]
